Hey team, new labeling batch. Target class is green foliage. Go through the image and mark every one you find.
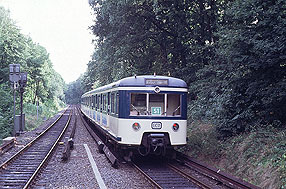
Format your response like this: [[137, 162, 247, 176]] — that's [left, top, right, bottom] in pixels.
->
[[222, 126, 286, 187], [188, 0, 286, 137], [65, 76, 84, 104], [24, 101, 63, 131], [0, 83, 13, 139], [0, 7, 66, 140], [186, 123, 286, 188], [87, 0, 223, 86], [184, 121, 222, 159]]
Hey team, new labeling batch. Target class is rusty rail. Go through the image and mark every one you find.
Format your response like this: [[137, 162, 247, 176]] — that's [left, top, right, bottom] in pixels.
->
[[0, 138, 16, 155], [62, 111, 77, 161]]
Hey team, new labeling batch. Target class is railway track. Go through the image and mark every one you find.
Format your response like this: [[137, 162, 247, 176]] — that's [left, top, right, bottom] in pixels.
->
[[175, 152, 260, 189], [132, 158, 202, 189], [132, 154, 260, 189], [0, 106, 73, 189]]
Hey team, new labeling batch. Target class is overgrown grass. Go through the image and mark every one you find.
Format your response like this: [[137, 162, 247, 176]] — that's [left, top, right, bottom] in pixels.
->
[[24, 101, 65, 131], [0, 101, 65, 145], [184, 121, 286, 188]]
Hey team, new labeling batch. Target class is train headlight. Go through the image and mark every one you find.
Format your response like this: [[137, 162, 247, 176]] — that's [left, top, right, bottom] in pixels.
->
[[132, 122, 140, 131], [172, 123, 179, 131]]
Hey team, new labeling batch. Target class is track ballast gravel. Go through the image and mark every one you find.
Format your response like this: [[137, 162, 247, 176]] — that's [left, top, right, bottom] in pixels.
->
[[32, 109, 153, 188]]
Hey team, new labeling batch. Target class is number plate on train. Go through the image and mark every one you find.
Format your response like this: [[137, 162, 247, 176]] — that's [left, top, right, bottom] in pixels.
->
[[151, 122, 162, 129]]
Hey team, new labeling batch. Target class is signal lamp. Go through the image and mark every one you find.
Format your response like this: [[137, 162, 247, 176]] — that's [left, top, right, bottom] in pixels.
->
[[173, 123, 179, 131], [132, 122, 140, 131]]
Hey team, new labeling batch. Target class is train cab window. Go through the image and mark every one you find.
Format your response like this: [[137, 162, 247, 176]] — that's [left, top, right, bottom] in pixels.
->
[[130, 93, 181, 116], [166, 94, 181, 116], [149, 94, 165, 116], [130, 93, 147, 115]]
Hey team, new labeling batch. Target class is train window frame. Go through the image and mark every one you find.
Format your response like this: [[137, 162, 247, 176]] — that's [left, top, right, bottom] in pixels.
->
[[103, 94, 107, 112], [107, 92, 110, 113], [111, 93, 115, 113], [93, 94, 96, 110], [95, 94, 97, 110], [129, 92, 182, 117], [116, 92, 119, 115], [130, 93, 147, 115], [92, 95, 94, 109], [97, 95, 100, 110]]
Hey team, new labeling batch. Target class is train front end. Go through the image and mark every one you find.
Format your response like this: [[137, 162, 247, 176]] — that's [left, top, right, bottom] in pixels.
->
[[117, 76, 188, 157]]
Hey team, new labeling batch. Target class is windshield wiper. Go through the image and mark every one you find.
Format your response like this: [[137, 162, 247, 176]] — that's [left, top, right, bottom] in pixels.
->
[[130, 104, 140, 115], [172, 105, 180, 116]]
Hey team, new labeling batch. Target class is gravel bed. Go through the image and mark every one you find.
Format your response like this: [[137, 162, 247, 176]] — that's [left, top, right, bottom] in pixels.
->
[[33, 110, 153, 188], [0, 110, 65, 165]]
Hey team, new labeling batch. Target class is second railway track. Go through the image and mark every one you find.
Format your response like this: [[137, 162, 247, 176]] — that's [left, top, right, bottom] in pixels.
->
[[0, 106, 73, 189]]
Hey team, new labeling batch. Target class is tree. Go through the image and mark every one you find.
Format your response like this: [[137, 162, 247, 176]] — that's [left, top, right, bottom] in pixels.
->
[[191, 0, 286, 136], [88, 0, 223, 86], [65, 76, 84, 104], [0, 6, 66, 139]]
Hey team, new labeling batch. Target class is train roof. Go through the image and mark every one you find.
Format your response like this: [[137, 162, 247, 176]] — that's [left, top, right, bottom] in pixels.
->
[[83, 75, 187, 96]]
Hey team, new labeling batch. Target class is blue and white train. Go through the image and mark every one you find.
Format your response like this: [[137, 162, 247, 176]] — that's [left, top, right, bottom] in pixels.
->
[[81, 75, 188, 159]]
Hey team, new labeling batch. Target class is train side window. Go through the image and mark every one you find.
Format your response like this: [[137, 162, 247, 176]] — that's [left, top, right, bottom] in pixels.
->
[[103, 94, 106, 111], [98, 95, 100, 110], [111, 93, 115, 113], [107, 93, 110, 112], [130, 93, 147, 115], [100, 94, 103, 111], [95, 95, 97, 110], [93, 95, 96, 109], [91, 95, 94, 109], [116, 92, 119, 115]]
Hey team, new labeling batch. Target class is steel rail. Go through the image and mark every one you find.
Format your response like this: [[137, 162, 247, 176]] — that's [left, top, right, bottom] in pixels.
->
[[167, 163, 212, 189], [0, 106, 72, 188], [0, 107, 68, 170], [131, 162, 163, 189], [23, 107, 73, 188], [0, 138, 15, 155], [177, 152, 260, 189]]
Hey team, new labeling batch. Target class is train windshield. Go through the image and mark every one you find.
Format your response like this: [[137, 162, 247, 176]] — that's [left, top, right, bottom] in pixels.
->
[[130, 93, 181, 116]]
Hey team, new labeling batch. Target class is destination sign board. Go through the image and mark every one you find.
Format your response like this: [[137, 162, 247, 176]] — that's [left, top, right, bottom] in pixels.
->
[[145, 79, 168, 86]]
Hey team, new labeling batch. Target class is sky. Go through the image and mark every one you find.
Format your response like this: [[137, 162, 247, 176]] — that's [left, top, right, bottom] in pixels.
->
[[0, 0, 95, 83]]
